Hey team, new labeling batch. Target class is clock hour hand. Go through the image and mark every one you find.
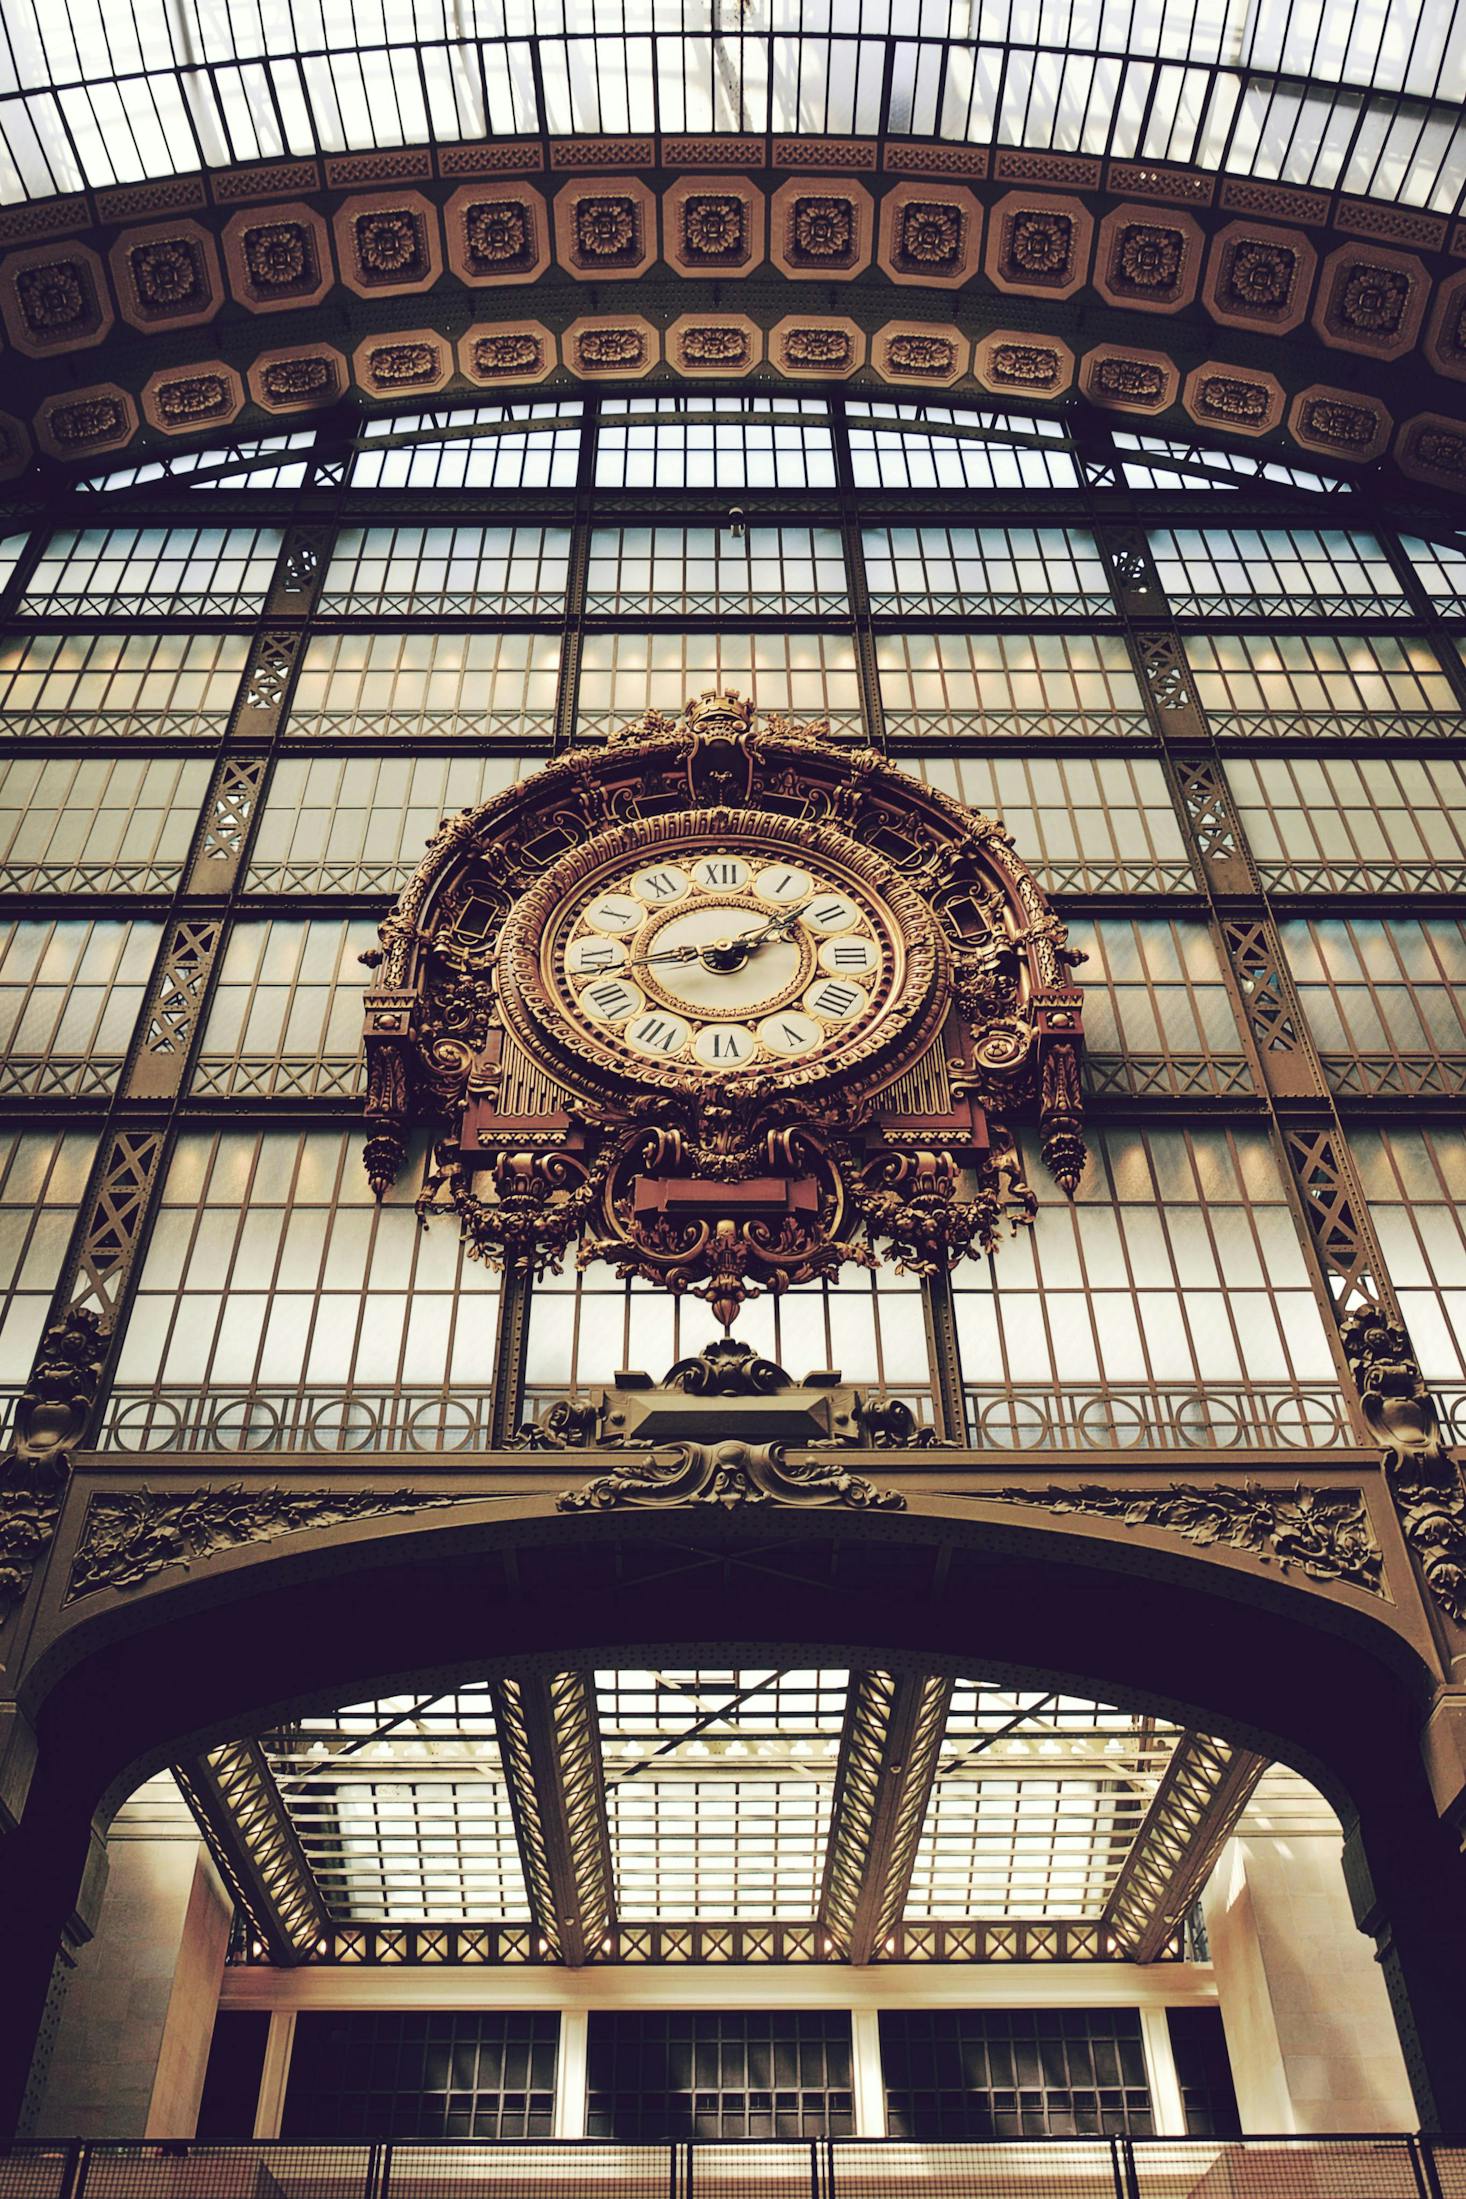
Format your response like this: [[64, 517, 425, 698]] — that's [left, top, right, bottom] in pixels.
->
[[626, 909, 804, 974], [625, 942, 701, 970]]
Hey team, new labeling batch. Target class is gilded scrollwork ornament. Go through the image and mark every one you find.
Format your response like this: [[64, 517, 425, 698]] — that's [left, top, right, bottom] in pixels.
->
[[363, 691, 1087, 1328]]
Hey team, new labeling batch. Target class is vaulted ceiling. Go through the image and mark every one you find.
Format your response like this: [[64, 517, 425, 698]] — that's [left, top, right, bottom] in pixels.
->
[[3, 4, 1466, 489]]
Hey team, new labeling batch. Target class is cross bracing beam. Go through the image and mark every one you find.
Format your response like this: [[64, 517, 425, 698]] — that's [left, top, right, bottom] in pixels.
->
[[1102, 1730, 1267, 1961], [490, 1670, 615, 1967], [173, 1738, 329, 1966], [818, 1669, 954, 1964]]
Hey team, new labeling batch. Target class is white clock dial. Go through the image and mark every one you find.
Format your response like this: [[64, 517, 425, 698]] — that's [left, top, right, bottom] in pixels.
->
[[633, 901, 802, 1016], [577, 975, 644, 1022], [585, 893, 644, 935], [753, 864, 814, 906], [692, 1022, 757, 1066], [818, 934, 880, 977], [690, 855, 752, 893], [624, 1008, 694, 1057], [565, 934, 629, 977], [799, 890, 861, 936], [631, 863, 691, 905], [757, 1010, 824, 1057], [550, 845, 902, 1079]]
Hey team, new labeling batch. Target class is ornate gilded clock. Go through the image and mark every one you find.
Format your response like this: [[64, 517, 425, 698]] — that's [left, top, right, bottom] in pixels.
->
[[363, 694, 1085, 1328]]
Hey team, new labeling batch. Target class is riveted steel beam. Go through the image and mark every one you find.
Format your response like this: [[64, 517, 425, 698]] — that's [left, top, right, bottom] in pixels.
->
[[818, 1669, 953, 1964], [1103, 1730, 1267, 1961], [174, 1737, 329, 1965], [490, 1670, 616, 1966]]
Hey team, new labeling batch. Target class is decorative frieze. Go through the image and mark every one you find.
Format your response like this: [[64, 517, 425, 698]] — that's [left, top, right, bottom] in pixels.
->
[[68, 1485, 476, 1601], [989, 1480, 1382, 1592]]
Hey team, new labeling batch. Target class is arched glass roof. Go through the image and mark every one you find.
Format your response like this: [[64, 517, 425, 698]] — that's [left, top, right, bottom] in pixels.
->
[[3, 0, 1466, 212]]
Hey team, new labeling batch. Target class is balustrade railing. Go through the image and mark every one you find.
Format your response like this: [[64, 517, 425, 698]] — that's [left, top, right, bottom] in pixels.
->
[[1, 2136, 1459, 2199]]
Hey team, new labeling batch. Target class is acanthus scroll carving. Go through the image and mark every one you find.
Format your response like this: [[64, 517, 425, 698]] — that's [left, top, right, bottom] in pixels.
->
[[557, 1439, 906, 1513], [0, 1306, 108, 1621], [67, 1484, 479, 1601], [366, 692, 1087, 1328], [1341, 1308, 1466, 1624], [989, 1479, 1383, 1591]]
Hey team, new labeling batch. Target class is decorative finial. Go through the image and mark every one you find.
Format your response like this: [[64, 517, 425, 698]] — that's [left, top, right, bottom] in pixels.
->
[[685, 689, 754, 736]]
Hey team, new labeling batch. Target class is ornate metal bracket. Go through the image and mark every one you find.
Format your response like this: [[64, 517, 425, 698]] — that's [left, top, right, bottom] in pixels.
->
[[557, 1439, 906, 1513], [1341, 1309, 1466, 1625]]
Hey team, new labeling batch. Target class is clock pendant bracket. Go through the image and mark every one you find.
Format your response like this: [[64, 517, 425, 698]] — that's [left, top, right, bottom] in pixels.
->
[[362, 693, 1086, 1330]]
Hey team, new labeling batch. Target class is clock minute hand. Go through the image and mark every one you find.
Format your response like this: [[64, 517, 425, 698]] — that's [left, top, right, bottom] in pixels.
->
[[626, 910, 804, 971]]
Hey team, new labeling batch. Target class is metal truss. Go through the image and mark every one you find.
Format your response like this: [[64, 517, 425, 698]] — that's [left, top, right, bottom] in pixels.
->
[[1102, 1731, 1267, 1961], [229, 1915, 1182, 1966], [818, 1670, 954, 1963], [490, 1671, 616, 1967], [174, 1738, 329, 1965]]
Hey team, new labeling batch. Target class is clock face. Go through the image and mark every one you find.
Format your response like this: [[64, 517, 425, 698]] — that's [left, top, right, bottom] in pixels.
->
[[544, 846, 903, 1079]]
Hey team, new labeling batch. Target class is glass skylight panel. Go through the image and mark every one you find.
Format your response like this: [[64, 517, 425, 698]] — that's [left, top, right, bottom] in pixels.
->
[[1349, 1128, 1466, 1398], [349, 405, 583, 490], [0, 917, 161, 1098], [319, 526, 572, 617], [863, 526, 1112, 617], [77, 436, 315, 493], [597, 1667, 847, 1920], [0, 632, 251, 743], [20, 527, 282, 619], [1113, 435, 1349, 496], [847, 406, 1078, 491], [595, 401, 837, 491], [193, 917, 376, 1101], [5, 1, 1466, 207], [586, 526, 848, 616], [1401, 535, 1466, 608], [0, 754, 212, 894], [906, 1686, 1181, 1920], [246, 754, 531, 897], [1148, 529, 1407, 620], [0, 1130, 99, 1406], [263, 1689, 531, 1924]]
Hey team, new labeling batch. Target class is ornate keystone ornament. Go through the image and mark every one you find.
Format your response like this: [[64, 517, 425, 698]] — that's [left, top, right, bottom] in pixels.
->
[[558, 1439, 905, 1514], [1341, 1308, 1466, 1624], [522, 1337, 937, 1455], [363, 693, 1086, 1329], [0, 1306, 107, 1620]]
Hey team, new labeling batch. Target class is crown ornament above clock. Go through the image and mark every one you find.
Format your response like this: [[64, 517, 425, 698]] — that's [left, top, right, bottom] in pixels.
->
[[362, 692, 1086, 1329]]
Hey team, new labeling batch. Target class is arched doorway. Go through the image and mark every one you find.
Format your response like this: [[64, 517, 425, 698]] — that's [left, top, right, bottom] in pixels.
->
[[4, 1501, 1460, 2132]]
